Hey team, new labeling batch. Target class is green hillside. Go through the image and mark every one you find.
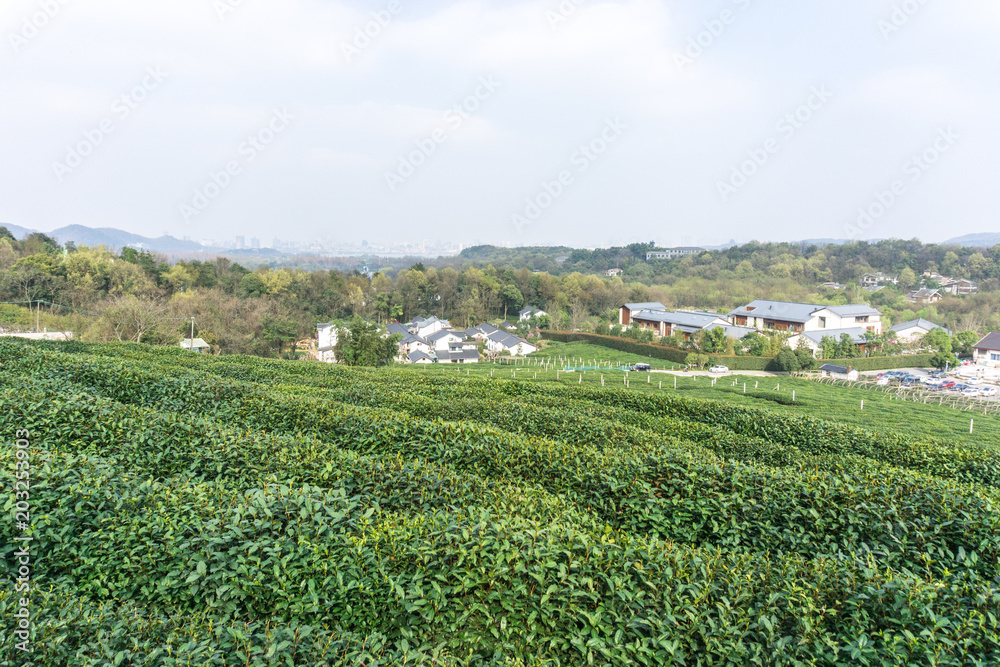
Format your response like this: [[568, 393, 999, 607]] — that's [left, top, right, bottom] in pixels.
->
[[2, 339, 999, 665]]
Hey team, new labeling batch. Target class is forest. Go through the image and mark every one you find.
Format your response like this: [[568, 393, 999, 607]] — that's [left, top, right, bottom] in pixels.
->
[[2, 226, 999, 357]]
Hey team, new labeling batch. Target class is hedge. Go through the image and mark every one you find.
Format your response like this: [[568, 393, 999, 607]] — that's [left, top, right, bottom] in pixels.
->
[[542, 332, 937, 372]]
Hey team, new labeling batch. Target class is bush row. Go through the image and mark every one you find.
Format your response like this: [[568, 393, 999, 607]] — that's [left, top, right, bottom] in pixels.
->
[[3, 448, 998, 666], [5, 358, 1000, 584]]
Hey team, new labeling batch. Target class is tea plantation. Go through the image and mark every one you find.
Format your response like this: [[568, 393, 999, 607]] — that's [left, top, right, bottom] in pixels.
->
[[2, 339, 999, 665]]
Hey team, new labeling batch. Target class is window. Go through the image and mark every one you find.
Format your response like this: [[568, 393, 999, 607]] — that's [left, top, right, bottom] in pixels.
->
[[819, 317, 826, 328], [992, 353, 1000, 362], [855, 316, 869, 323]]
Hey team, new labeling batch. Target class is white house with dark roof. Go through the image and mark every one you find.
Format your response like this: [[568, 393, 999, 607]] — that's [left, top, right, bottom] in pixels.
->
[[428, 329, 464, 352], [406, 350, 435, 364], [486, 330, 537, 356], [437, 338, 481, 363], [788, 328, 870, 357], [398, 333, 432, 357], [728, 300, 883, 335], [413, 317, 449, 339], [889, 319, 951, 343], [819, 363, 860, 381], [974, 333, 1000, 368], [519, 306, 547, 322], [386, 322, 409, 336]]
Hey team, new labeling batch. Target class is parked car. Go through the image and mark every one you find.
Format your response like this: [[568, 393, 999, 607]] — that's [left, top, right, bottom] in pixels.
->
[[941, 381, 957, 388], [709, 365, 729, 374], [980, 387, 998, 397], [631, 363, 651, 372], [962, 387, 981, 396]]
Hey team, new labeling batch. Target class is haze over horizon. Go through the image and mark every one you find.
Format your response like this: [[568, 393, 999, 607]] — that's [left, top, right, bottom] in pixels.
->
[[3, 0, 998, 249]]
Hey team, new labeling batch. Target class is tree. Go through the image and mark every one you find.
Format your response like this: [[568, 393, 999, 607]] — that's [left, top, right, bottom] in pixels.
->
[[818, 335, 839, 360], [699, 327, 727, 353], [91, 295, 166, 343], [898, 267, 917, 289], [794, 348, 817, 370], [500, 285, 524, 320], [921, 328, 952, 354], [929, 351, 955, 370], [952, 331, 979, 356], [773, 348, 801, 372], [334, 318, 400, 367], [260, 315, 300, 357], [741, 332, 768, 357], [838, 333, 858, 358]]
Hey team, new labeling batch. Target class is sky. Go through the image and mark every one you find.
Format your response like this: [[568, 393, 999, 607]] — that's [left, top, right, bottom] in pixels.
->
[[2, 0, 999, 249]]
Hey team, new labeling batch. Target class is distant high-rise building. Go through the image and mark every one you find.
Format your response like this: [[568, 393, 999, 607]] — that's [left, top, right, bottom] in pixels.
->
[[236, 236, 245, 249], [251, 237, 260, 250]]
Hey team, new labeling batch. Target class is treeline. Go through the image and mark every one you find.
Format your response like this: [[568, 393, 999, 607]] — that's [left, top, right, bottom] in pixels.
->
[[3, 226, 999, 358]]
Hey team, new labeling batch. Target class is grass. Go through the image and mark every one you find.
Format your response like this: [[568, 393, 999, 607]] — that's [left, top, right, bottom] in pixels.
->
[[405, 342, 1000, 450]]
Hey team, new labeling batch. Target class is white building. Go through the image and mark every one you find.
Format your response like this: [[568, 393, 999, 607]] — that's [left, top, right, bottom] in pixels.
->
[[427, 329, 464, 352], [646, 247, 704, 261], [728, 300, 883, 335], [820, 363, 860, 381], [973, 333, 1000, 368], [889, 319, 950, 343], [519, 306, 547, 322], [317, 323, 339, 363], [486, 330, 537, 357]]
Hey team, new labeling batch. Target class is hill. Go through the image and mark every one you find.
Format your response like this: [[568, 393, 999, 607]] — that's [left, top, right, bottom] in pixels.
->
[[2, 338, 997, 665], [0, 223, 37, 239], [47, 224, 208, 253], [944, 232, 1000, 247]]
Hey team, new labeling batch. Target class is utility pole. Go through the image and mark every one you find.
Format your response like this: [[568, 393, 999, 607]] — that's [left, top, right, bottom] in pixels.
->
[[36, 301, 41, 333], [190, 317, 195, 353]]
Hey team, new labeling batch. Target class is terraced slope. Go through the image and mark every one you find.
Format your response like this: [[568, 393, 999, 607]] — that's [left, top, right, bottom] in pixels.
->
[[1, 340, 998, 666]]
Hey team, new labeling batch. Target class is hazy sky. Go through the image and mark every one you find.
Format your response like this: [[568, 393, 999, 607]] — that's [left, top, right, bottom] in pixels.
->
[[2, 0, 998, 248]]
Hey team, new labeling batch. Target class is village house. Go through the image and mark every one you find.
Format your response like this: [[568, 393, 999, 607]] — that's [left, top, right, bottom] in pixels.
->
[[316, 323, 338, 363], [619, 302, 667, 326], [604, 268, 623, 277], [180, 337, 211, 354], [406, 350, 435, 364], [861, 272, 898, 287], [628, 309, 731, 340], [485, 330, 537, 357], [889, 319, 951, 343], [819, 363, 860, 381], [646, 247, 704, 261], [973, 333, 1000, 368], [519, 306, 547, 322], [437, 339, 481, 364], [428, 329, 464, 352], [940, 279, 978, 296], [728, 300, 884, 335], [398, 333, 432, 357], [788, 329, 870, 357], [907, 288, 943, 304]]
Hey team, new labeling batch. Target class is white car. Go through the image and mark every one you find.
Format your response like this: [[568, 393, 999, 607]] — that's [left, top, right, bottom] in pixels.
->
[[709, 365, 729, 374], [980, 387, 999, 397]]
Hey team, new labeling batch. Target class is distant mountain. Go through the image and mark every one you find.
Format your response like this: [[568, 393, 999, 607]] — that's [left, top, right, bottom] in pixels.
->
[[0, 223, 37, 240], [46, 225, 209, 253], [943, 233, 1000, 248]]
